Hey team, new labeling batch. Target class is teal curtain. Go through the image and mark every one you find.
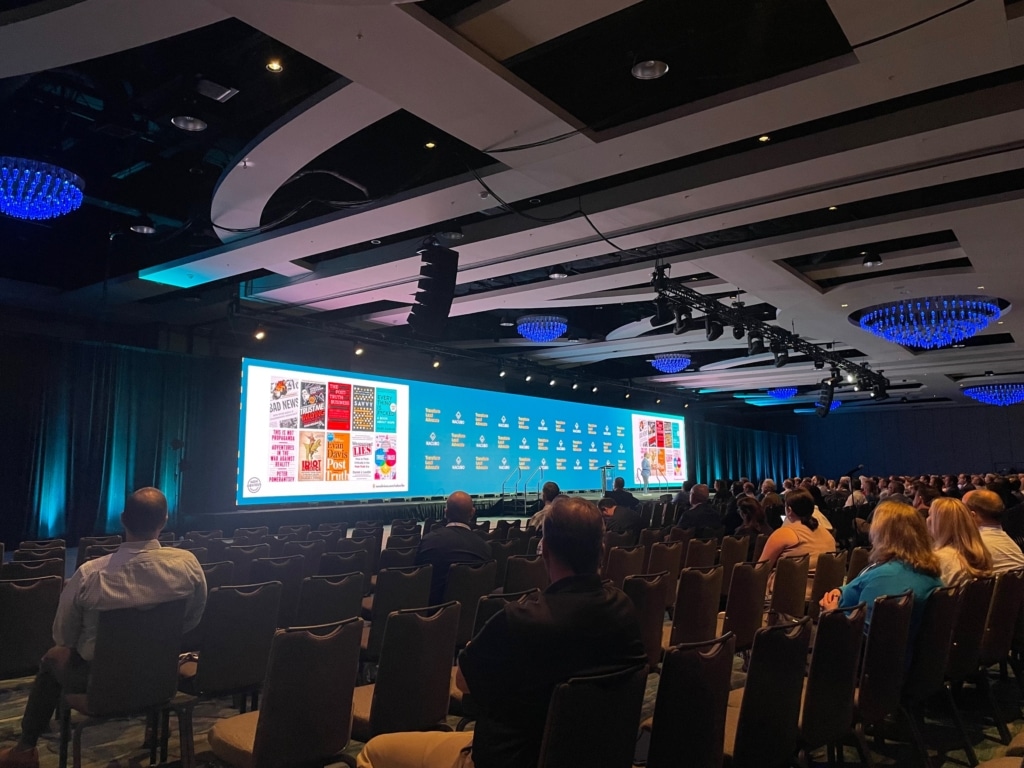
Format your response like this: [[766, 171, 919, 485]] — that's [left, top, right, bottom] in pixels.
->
[[691, 421, 800, 484], [5, 340, 227, 541]]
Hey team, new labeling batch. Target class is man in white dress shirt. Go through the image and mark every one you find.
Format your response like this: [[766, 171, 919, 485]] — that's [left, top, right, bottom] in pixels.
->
[[964, 489, 1024, 573]]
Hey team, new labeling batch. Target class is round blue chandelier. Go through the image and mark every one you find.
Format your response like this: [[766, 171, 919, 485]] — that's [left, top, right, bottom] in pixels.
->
[[857, 295, 1000, 349], [516, 314, 568, 343], [829, 400, 842, 412], [650, 353, 691, 374], [963, 384, 1024, 407], [0, 156, 84, 220], [767, 387, 797, 400]]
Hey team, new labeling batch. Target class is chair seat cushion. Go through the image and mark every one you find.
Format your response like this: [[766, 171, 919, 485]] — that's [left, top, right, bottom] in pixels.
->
[[351, 684, 375, 743], [1007, 728, 1024, 757], [207, 710, 259, 768]]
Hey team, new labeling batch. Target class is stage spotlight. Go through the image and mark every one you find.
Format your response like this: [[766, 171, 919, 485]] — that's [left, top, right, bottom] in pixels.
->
[[651, 265, 670, 291], [813, 358, 825, 370], [747, 333, 765, 355], [651, 297, 673, 326], [870, 382, 889, 401], [771, 342, 789, 368], [673, 307, 692, 335], [705, 315, 724, 342], [732, 324, 745, 340]]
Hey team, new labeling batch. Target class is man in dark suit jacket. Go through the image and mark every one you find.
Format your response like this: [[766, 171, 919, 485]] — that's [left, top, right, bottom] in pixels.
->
[[676, 483, 721, 530], [415, 490, 492, 605], [598, 497, 643, 541], [606, 477, 641, 510]]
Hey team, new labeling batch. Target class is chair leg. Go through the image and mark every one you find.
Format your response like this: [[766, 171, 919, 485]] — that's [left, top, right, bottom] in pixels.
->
[[900, 705, 933, 768], [944, 682, 978, 767], [72, 723, 84, 768], [177, 704, 196, 768], [978, 671, 1012, 744], [159, 707, 171, 764], [1008, 653, 1024, 697], [853, 723, 874, 768], [58, 706, 71, 768]]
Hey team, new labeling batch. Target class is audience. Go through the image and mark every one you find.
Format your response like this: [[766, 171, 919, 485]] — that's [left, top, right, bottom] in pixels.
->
[[926, 497, 992, 586], [605, 476, 641, 510], [759, 488, 835, 571], [527, 481, 561, 531], [415, 490, 492, 605], [598, 496, 643, 541], [676, 483, 719, 529], [963, 489, 1024, 573]]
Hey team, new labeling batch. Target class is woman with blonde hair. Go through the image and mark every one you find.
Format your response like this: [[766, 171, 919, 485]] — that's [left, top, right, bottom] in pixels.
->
[[927, 497, 992, 586], [821, 500, 943, 631]]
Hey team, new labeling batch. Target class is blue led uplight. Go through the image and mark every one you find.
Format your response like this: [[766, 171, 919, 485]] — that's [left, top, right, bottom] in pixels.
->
[[650, 354, 691, 374], [0, 156, 84, 220], [516, 315, 568, 343], [962, 384, 1024, 406], [858, 295, 1000, 349], [767, 387, 797, 400]]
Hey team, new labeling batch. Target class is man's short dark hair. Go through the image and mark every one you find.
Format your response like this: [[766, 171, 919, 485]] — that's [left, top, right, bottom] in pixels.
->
[[123, 487, 168, 536], [613, 477, 625, 490], [445, 491, 475, 524], [542, 496, 604, 575], [541, 481, 560, 503], [598, 497, 616, 511]]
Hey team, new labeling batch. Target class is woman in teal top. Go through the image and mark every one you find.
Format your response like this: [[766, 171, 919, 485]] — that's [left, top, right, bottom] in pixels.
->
[[821, 500, 943, 633]]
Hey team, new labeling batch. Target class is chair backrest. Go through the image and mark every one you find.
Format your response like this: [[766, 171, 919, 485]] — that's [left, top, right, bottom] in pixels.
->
[[378, 547, 418, 570], [638, 528, 664, 569], [722, 560, 772, 651], [807, 551, 848, 621], [320, 549, 368, 577], [234, 526, 269, 538], [185, 530, 223, 543], [0, 576, 63, 678], [370, 602, 461, 737], [259, 534, 297, 557], [536, 664, 648, 768], [623, 571, 671, 668], [751, 533, 769, 563], [351, 533, 382, 573], [276, 524, 310, 539], [503, 554, 549, 594], [488, 539, 520, 589], [527, 535, 541, 556], [306, 530, 340, 550], [946, 576, 996, 682], [251, 618, 362, 768], [83, 544, 120, 564], [250, 556, 306, 627], [667, 526, 695, 548], [443, 560, 497, 648], [84, 599, 187, 715], [979, 568, 1024, 667], [364, 565, 433, 661], [769, 554, 810, 620], [0, 558, 64, 580], [847, 546, 871, 582], [194, 582, 283, 695], [423, 518, 441, 536], [14, 547, 66, 564], [671, 566, 724, 645], [801, 604, 867, 749], [295, 573, 364, 627], [648, 633, 736, 768], [605, 545, 646, 590], [648, 541, 683, 607], [20, 538, 66, 549], [386, 533, 420, 550], [730, 617, 813, 768], [224, 544, 271, 584], [390, 521, 421, 536], [474, 589, 540, 635], [718, 535, 750, 598], [200, 560, 235, 590], [857, 591, 914, 726], [281, 539, 327, 579], [158, 532, 176, 544], [685, 538, 717, 569], [902, 585, 960, 706], [75, 536, 122, 571], [181, 546, 208, 565], [603, 531, 635, 565], [317, 522, 349, 536]]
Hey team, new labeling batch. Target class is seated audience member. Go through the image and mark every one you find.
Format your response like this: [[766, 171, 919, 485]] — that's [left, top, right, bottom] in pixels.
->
[[416, 490, 492, 605], [927, 497, 992, 586], [711, 479, 733, 514], [963, 489, 1024, 573], [912, 484, 941, 517], [606, 477, 641, 510], [757, 478, 776, 501], [759, 488, 835, 571], [356, 496, 646, 768], [821, 500, 942, 633], [0, 488, 207, 768], [676, 483, 720, 530], [734, 497, 773, 560], [671, 479, 696, 506], [760, 491, 786, 529], [598, 497, 643, 541], [800, 481, 834, 532], [527, 481, 561, 531]]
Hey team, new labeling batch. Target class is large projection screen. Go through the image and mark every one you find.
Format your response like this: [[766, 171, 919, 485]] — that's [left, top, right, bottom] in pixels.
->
[[238, 358, 686, 505]]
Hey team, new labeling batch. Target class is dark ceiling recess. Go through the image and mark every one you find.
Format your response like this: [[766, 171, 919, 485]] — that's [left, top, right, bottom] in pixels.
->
[[0, 18, 341, 291], [499, 0, 852, 131]]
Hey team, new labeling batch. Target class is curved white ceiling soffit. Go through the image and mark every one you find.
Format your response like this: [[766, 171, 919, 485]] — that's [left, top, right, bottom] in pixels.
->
[[210, 80, 399, 252], [0, 0, 228, 78]]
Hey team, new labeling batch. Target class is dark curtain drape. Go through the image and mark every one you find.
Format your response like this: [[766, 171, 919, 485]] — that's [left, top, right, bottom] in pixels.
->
[[691, 420, 800, 484], [1, 339, 236, 543]]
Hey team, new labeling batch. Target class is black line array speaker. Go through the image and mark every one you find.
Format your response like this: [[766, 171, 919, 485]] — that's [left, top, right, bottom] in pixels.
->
[[407, 242, 459, 338], [815, 379, 835, 418]]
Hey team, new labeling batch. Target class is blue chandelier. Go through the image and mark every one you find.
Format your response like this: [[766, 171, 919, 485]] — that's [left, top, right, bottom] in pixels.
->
[[963, 384, 1024, 407], [0, 156, 84, 220], [516, 315, 568, 343], [858, 295, 1000, 349], [829, 400, 842, 412], [650, 353, 691, 374], [767, 387, 797, 400]]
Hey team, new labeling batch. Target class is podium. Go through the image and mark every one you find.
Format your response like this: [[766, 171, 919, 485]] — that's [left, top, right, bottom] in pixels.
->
[[599, 464, 615, 494]]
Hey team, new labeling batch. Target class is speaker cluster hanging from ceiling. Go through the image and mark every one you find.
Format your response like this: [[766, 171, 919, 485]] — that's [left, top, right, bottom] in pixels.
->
[[407, 240, 459, 339]]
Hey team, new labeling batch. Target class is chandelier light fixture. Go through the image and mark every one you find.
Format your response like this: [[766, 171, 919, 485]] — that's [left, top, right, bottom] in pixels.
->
[[963, 384, 1024, 407], [649, 353, 691, 374], [829, 400, 842, 412], [0, 156, 84, 220], [516, 314, 568, 343], [857, 295, 1000, 349], [767, 387, 797, 400]]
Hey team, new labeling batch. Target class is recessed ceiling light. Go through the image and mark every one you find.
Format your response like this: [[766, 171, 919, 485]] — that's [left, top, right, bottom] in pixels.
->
[[266, 60, 283, 73], [370, 239, 381, 245], [572, 382, 579, 390], [171, 115, 207, 132], [828, 206, 838, 211], [862, 252, 883, 268], [758, 135, 771, 143], [499, 316, 515, 327], [591, 385, 599, 393], [631, 60, 669, 80], [977, 285, 985, 290], [499, 369, 507, 378], [130, 218, 156, 235], [254, 325, 266, 341], [841, 303, 849, 308], [998, 321, 1005, 325], [548, 264, 569, 280], [525, 373, 533, 382], [655, 397, 662, 404], [424, 141, 436, 149], [432, 357, 441, 368], [549, 378, 556, 387], [354, 346, 364, 356]]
